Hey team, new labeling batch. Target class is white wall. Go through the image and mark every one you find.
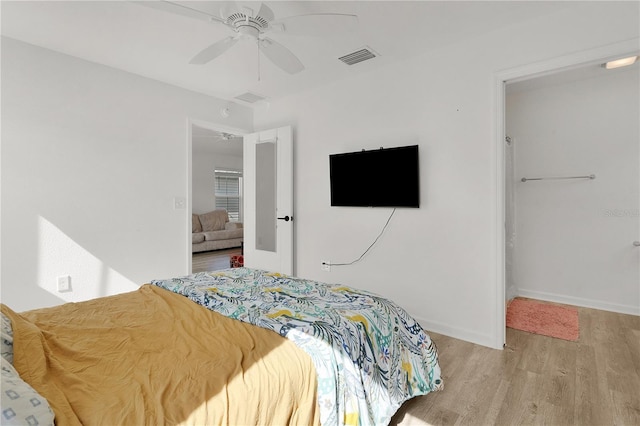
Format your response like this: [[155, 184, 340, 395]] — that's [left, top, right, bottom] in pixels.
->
[[192, 149, 242, 215], [507, 67, 639, 315], [254, 2, 640, 347], [1, 37, 252, 311]]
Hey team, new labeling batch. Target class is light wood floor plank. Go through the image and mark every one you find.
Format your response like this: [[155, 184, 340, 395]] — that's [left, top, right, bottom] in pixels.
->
[[626, 328, 640, 374], [575, 344, 612, 425]]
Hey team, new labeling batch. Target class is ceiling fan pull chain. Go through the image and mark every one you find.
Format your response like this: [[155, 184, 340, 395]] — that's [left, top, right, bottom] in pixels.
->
[[257, 41, 261, 82]]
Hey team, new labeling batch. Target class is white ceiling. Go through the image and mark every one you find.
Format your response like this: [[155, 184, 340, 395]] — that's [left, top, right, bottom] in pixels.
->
[[1, 0, 570, 105]]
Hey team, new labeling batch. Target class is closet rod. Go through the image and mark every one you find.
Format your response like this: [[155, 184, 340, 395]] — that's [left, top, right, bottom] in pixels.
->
[[521, 174, 596, 183]]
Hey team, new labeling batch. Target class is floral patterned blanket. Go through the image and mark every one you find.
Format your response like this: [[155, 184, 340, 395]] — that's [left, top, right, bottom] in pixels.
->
[[151, 268, 442, 426]]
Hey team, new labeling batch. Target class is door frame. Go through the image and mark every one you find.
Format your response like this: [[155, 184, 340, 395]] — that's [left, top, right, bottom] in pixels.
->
[[185, 118, 250, 274], [493, 38, 640, 349]]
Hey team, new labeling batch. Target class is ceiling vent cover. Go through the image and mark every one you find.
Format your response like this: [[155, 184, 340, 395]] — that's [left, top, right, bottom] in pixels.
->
[[338, 47, 378, 65], [234, 92, 266, 103]]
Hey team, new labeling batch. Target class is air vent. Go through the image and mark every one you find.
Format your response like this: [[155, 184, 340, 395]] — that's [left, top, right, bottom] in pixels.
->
[[234, 92, 267, 103], [338, 47, 378, 66]]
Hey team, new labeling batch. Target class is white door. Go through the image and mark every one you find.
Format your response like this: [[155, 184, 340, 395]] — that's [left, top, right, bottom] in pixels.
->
[[243, 126, 294, 274]]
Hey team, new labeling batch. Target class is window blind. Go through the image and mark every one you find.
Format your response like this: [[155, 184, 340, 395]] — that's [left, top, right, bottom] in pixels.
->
[[214, 170, 242, 221]]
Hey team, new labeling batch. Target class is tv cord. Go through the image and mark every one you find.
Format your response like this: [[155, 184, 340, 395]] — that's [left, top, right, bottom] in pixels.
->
[[326, 208, 396, 267]]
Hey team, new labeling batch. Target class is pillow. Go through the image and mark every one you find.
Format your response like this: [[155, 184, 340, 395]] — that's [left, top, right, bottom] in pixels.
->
[[1, 312, 13, 364], [224, 222, 243, 231], [192, 214, 202, 233], [199, 210, 228, 232], [1, 358, 54, 426]]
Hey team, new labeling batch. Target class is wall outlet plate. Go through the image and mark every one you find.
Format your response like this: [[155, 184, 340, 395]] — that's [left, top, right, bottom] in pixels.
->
[[57, 275, 72, 292], [321, 260, 331, 272]]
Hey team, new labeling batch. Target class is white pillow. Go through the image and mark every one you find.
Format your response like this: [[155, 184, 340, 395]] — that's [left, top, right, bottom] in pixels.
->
[[1, 355, 55, 425]]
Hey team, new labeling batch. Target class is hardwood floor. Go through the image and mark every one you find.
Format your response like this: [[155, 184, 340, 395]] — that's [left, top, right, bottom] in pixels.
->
[[391, 305, 640, 426], [192, 248, 242, 273]]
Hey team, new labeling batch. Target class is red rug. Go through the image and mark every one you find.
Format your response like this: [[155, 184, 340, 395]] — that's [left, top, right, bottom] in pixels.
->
[[506, 298, 579, 341]]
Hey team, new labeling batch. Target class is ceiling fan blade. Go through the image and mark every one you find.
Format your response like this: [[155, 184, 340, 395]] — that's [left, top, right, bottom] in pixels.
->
[[256, 3, 275, 22], [189, 36, 238, 65], [220, 1, 271, 20], [259, 37, 304, 74], [135, 1, 226, 25], [219, 1, 240, 19], [270, 13, 358, 36]]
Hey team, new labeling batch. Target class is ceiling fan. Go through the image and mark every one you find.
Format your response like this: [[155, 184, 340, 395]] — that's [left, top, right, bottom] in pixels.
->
[[150, 1, 358, 74], [192, 126, 240, 142], [213, 131, 237, 141]]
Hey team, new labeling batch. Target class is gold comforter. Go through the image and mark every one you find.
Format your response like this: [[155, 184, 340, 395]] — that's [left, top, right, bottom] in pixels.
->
[[1, 285, 319, 425]]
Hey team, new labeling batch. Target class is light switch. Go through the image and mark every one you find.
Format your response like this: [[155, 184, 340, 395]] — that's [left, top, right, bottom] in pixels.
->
[[174, 197, 186, 209]]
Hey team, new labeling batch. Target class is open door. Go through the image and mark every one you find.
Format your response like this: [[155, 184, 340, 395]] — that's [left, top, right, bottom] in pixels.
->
[[243, 126, 294, 274]]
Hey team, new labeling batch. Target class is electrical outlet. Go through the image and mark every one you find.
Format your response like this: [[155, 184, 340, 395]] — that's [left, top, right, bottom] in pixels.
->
[[57, 275, 72, 293], [321, 260, 331, 272]]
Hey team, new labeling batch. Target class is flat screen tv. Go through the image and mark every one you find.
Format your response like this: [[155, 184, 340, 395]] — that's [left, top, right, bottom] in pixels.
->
[[330, 145, 420, 208]]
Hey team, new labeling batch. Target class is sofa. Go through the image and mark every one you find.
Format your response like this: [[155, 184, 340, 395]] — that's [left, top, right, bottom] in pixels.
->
[[192, 209, 243, 253]]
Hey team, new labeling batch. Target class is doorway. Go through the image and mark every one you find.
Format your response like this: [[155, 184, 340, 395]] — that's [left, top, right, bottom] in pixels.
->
[[188, 119, 246, 274], [506, 63, 639, 313], [187, 122, 296, 275], [494, 40, 640, 348]]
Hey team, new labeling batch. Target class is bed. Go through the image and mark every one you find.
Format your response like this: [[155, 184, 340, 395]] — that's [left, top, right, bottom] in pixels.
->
[[1, 267, 442, 425]]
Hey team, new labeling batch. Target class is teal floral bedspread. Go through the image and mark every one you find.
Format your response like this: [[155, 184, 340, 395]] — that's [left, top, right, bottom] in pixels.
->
[[151, 268, 442, 426]]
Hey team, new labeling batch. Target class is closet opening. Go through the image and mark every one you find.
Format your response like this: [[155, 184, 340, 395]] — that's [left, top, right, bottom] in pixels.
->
[[497, 43, 640, 348], [502, 48, 640, 343]]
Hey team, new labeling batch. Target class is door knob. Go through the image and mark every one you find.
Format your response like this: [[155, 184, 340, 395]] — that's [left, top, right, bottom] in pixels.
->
[[277, 215, 292, 222], [634, 241, 640, 247]]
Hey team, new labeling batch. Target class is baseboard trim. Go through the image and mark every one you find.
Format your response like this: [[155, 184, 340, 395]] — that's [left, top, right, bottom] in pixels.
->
[[411, 315, 500, 350], [517, 289, 640, 316]]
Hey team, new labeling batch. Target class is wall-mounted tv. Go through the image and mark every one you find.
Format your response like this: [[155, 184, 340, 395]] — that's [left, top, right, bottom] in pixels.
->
[[330, 145, 420, 208]]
